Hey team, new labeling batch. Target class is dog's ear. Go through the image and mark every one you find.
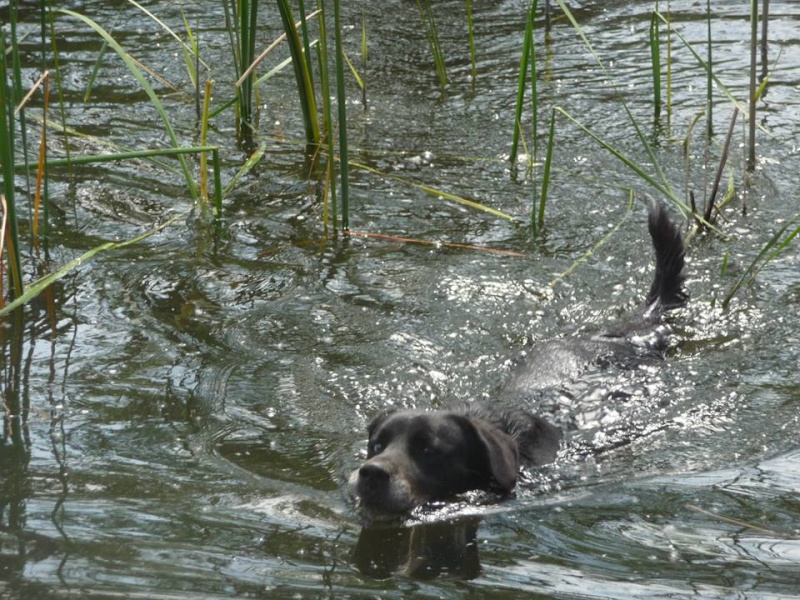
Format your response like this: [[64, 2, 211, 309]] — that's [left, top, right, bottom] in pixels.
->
[[366, 407, 399, 438], [464, 417, 519, 493]]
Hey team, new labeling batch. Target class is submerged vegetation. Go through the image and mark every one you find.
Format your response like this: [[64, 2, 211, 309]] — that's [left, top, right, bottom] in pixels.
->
[[0, 0, 792, 318]]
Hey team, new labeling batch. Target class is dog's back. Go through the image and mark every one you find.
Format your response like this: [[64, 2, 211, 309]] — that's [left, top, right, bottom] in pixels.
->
[[500, 203, 687, 394]]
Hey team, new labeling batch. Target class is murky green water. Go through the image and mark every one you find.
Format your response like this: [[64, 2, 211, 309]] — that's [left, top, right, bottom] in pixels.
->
[[2, 1, 800, 598]]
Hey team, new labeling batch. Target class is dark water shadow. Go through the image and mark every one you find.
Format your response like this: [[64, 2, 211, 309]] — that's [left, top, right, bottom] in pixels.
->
[[353, 516, 482, 581]]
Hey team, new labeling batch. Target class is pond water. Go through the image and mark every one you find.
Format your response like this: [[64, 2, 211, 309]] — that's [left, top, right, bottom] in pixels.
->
[[2, 0, 800, 598]]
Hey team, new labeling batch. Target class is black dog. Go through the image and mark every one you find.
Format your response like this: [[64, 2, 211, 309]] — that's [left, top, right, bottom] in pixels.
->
[[352, 204, 687, 515]]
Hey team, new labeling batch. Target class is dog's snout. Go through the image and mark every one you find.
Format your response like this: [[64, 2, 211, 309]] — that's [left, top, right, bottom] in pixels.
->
[[358, 462, 389, 484]]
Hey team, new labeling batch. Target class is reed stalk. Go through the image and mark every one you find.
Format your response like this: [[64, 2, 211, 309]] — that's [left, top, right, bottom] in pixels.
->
[[747, 0, 758, 171], [665, 2, 672, 129], [0, 30, 24, 302], [199, 79, 214, 216], [705, 0, 713, 137], [722, 216, 800, 309], [32, 74, 50, 247], [649, 10, 661, 118], [510, 0, 537, 165], [535, 109, 555, 233], [61, 9, 200, 201], [236, 0, 258, 141], [361, 7, 368, 108], [704, 107, 738, 224], [276, 0, 321, 150], [417, 0, 447, 89], [554, 0, 684, 214], [760, 0, 769, 82], [333, 0, 350, 229], [316, 0, 338, 232]]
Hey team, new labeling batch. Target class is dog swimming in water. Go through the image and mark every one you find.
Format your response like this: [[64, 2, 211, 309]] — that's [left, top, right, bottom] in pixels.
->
[[351, 203, 687, 515]]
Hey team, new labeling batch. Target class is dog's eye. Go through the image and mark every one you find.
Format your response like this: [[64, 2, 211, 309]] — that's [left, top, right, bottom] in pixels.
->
[[369, 441, 384, 456], [420, 441, 438, 456]]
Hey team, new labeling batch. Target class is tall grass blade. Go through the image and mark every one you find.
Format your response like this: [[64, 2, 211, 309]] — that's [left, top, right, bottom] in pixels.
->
[[351, 162, 514, 221], [511, 1, 536, 164], [705, 107, 738, 224], [297, 0, 314, 66], [705, 0, 713, 136], [417, 0, 447, 89], [649, 10, 662, 117], [316, 0, 337, 232], [0, 210, 190, 317], [241, 0, 258, 140], [33, 74, 51, 246], [0, 33, 24, 301], [761, 0, 770, 82], [536, 108, 556, 233], [655, 12, 748, 116], [554, 106, 688, 213], [223, 142, 266, 196], [665, 3, 672, 128], [333, 0, 350, 229], [361, 6, 368, 108], [276, 0, 321, 150], [549, 192, 634, 288], [747, 0, 758, 171], [722, 215, 800, 309], [554, 0, 678, 212], [529, 0, 539, 166], [199, 79, 213, 215], [21, 146, 222, 211], [60, 9, 199, 201]]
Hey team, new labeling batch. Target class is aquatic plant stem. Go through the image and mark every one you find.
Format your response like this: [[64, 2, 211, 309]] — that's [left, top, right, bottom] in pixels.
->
[[511, 1, 537, 165], [333, 0, 350, 230], [417, 0, 447, 89], [536, 109, 556, 233], [60, 9, 199, 201], [316, 0, 337, 232], [0, 34, 24, 301], [705, 107, 738, 225], [0, 210, 191, 317], [747, 0, 758, 171], [649, 10, 661, 118], [705, 0, 713, 137], [276, 0, 321, 150]]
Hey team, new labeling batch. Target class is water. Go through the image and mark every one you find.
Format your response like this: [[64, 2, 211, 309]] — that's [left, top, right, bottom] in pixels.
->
[[2, 1, 800, 598]]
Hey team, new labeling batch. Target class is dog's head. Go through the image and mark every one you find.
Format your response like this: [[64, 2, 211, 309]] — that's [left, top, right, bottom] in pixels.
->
[[350, 409, 519, 515]]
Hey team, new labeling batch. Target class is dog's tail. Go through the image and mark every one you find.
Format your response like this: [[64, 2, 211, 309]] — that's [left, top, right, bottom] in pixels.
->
[[644, 203, 688, 318]]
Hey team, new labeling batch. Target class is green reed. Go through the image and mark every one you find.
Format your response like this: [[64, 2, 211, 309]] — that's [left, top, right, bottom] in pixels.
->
[[276, 0, 320, 150], [705, 0, 713, 136], [224, 0, 258, 141], [62, 10, 200, 200], [553, 0, 685, 214], [0, 28, 24, 303], [417, 0, 447, 90], [535, 108, 555, 234], [510, 0, 538, 167], [649, 10, 662, 118], [316, 0, 337, 232], [747, 0, 758, 171], [722, 217, 800, 310], [333, 0, 350, 230]]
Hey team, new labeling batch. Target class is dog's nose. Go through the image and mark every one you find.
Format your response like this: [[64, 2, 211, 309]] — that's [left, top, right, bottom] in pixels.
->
[[358, 463, 389, 484]]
